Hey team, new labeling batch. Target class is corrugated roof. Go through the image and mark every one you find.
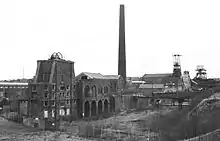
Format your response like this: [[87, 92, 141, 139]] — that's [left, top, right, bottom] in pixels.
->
[[142, 73, 173, 78], [139, 84, 164, 89]]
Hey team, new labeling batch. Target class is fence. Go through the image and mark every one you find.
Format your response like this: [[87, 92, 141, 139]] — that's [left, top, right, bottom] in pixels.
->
[[178, 128, 220, 141], [60, 122, 160, 141], [0, 111, 23, 123]]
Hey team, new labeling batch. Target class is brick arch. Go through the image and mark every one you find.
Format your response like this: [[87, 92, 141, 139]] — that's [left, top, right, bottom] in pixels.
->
[[98, 85, 103, 94], [91, 100, 97, 116], [98, 100, 103, 114], [91, 85, 97, 97], [104, 86, 109, 93], [109, 96, 115, 113], [104, 99, 109, 113], [84, 85, 90, 97], [84, 101, 90, 117]]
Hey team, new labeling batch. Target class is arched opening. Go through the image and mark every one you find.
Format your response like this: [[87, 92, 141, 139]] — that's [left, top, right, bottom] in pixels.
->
[[104, 100, 109, 113], [91, 101, 97, 116], [84, 85, 90, 97], [98, 100, 103, 114], [104, 86, 109, 93], [92, 85, 97, 97], [109, 96, 115, 113], [84, 101, 90, 117]]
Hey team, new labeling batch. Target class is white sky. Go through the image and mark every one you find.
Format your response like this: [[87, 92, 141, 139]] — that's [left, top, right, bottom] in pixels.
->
[[1, 0, 220, 80]]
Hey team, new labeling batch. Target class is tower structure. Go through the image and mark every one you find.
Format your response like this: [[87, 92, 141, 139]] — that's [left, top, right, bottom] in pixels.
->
[[28, 52, 75, 130], [195, 65, 207, 79], [118, 4, 126, 87], [172, 54, 182, 77]]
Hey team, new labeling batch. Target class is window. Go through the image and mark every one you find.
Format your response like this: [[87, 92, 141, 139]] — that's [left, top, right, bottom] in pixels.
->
[[52, 92, 56, 98], [52, 109, 55, 117], [66, 85, 70, 90], [59, 109, 65, 116], [66, 100, 70, 105], [60, 92, 65, 97], [52, 100, 55, 106], [44, 85, 48, 91], [81, 76, 87, 79], [61, 74, 64, 81], [60, 85, 65, 91], [66, 108, 70, 115], [44, 92, 48, 98], [44, 110, 48, 118], [32, 85, 36, 92], [104, 86, 108, 93], [66, 91, 70, 97], [52, 84, 56, 91], [44, 101, 48, 106]]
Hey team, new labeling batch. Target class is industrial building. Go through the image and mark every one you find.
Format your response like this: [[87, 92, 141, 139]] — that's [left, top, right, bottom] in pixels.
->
[[73, 72, 124, 119], [28, 52, 75, 130], [0, 82, 28, 115]]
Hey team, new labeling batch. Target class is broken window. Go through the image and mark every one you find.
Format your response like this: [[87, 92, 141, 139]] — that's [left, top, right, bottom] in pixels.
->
[[66, 85, 70, 90], [44, 92, 48, 98], [60, 85, 65, 91], [44, 85, 48, 91], [104, 86, 109, 93], [32, 85, 37, 92], [52, 92, 56, 98], [52, 100, 55, 106], [61, 74, 64, 82], [66, 100, 70, 105], [66, 91, 70, 97], [44, 101, 48, 107], [52, 84, 56, 91], [81, 76, 88, 79]]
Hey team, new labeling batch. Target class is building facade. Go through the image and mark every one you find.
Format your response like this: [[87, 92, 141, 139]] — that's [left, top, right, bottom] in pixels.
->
[[73, 72, 123, 119], [28, 52, 75, 130], [0, 82, 28, 114]]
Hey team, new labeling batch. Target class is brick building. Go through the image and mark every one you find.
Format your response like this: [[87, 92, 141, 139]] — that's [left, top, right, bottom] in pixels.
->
[[0, 82, 28, 114], [28, 52, 75, 130], [73, 72, 124, 119]]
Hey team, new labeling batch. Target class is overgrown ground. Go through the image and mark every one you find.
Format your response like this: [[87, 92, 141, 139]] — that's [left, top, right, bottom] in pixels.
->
[[0, 117, 96, 141], [149, 93, 220, 141], [60, 106, 175, 141]]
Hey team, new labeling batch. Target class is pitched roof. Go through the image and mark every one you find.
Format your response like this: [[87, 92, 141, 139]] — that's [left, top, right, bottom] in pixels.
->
[[142, 73, 173, 78], [75, 72, 121, 80], [82, 72, 104, 79]]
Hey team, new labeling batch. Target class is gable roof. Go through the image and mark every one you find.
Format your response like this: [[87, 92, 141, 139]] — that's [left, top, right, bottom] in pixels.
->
[[82, 72, 104, 79], [75, 72, 121, 80]]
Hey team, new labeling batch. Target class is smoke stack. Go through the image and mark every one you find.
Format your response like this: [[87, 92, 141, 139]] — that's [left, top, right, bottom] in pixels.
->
[[118, 4, 126, 87]]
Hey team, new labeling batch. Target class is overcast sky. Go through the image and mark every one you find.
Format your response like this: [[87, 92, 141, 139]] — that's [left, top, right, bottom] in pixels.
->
[[1, 0, 220, 80]]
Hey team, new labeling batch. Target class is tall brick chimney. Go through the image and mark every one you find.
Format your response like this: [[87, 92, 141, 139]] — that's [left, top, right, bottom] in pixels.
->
[[118, 4, 126, 87]]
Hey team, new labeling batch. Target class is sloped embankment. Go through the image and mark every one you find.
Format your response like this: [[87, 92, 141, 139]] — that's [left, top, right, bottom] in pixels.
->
[[148, 93, 220, 141]]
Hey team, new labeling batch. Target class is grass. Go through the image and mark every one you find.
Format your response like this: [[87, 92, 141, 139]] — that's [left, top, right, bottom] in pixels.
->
[[148, 104, 220, 141]]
